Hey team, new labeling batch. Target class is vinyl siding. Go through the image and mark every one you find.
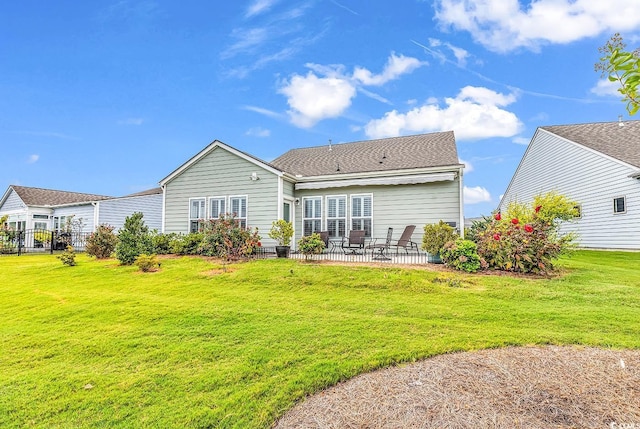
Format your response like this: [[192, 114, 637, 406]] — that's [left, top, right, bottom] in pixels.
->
[[98, 193, 163, 232], [501, 130, 640, 249], [52, 204, 96, 233], [164, 146, 280, 235], [294, 178, 460, 245], [0, 190, 25, 212]]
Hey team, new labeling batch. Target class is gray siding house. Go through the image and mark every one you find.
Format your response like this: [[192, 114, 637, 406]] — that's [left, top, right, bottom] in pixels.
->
[[499, 120, 640, 250], [0, 185, 163, 233], [160, 133, 465, 248]]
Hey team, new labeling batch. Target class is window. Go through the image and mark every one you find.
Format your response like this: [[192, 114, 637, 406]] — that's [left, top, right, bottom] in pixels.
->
[[34, 221, 48, 230], [33, 214, 49, 220], [283, 202, 291, 223], [326, 195, 346, 238], [613, 197, 626, 214], [303, 197, 322, 236], [230, 196, 248, 228], [573, 204, 582, 219], [54, 216, 67, 232], [189, 198, 206, 232], [351, 194, 372, 237], [209, 197, 226, 220]]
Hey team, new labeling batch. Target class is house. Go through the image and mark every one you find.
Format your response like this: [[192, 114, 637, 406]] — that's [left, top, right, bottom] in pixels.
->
[[160, 132, 465, 248], [499, 120, 640, 250], [0, 185, 163, 233]]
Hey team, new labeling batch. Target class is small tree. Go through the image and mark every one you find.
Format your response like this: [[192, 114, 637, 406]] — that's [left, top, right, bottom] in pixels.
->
[[422, 221, 458, 256], [595, 33, 640, 115], [298, 233, 325, 261], [268, 220, 294, 246], [115, 212, 152, 265], [86, 224, 118, 259]]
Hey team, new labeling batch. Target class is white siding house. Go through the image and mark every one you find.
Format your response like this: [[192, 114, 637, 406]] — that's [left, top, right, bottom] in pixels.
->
[[160, 133, 465, 248], [499, 120, 640, 250]]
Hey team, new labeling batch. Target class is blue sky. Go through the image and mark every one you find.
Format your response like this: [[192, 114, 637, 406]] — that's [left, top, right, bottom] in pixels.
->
[[2, 0, 639, 217]]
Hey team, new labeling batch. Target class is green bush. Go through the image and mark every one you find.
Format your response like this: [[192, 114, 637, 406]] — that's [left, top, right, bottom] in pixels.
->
[[422, 220, 458, 256], [115, 213, 152, 265], [474, 192, 578, 274], [135, 254, 160, 272], [150, 231, 177, 255], [57, 246, 76, 266], [86, 224, 118, 259], [297, 233, 325, 260], [197, 214, 261, 260], [440, 238, 482, 273], [170, 233, 204, 255], [268, 220, 294, 246]]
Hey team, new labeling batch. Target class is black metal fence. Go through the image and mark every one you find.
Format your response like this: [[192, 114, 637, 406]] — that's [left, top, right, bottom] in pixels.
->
[[0, 229, 91, 255]]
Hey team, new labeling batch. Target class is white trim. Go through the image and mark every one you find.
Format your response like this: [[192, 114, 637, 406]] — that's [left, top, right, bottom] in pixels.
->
[[93, 201, 100, 232], [188, 197, 206, 232], [208, 196, 227, 219], [302, 196, 323, 236], [161, 185, 166, 233], [350, 193, 373, 237], [325, 194, 347, 238], [458, 166, 465, 237], [229, 195, 248, 227], [613, 196, 627, 214], [160, 140, 283, 186], [277, 176, 283, 220], [295, 172, 456, 190]]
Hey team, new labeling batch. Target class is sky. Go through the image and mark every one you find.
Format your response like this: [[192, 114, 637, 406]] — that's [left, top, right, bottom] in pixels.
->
[[2, 0, 640, 217]]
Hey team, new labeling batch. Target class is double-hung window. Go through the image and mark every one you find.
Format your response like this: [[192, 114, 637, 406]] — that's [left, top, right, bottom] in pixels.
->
[[230, 196, 248, 228], [613, 197, 626, 214], [303, 197, 322, 236], [189, 198, 206, 232], [209, 197, 226, 220], [351, 194, 372, 237], [326, 195, 346, 238]]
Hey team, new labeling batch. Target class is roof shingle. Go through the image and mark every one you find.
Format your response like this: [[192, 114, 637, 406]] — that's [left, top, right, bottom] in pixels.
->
[[11, 185, 112, 206], [271, 132, 461, 177], [541, 120, 640, 169]]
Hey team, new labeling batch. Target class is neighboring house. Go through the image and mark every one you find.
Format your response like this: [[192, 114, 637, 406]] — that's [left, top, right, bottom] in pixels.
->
[[160, 132, 465, 247], [0, 185, 163, 233], [499, 120, 640, 250]]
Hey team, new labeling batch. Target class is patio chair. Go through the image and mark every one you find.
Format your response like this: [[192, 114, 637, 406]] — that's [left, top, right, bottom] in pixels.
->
[[389, 225, 418, 254], [340, 230, 365, 254], [318, 231, 330, 252], [366, 227, 393, 260]]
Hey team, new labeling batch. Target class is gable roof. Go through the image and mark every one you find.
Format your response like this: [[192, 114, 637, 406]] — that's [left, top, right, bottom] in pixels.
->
[[541, 120, 640, 169], [122, 187, 163, 198], [7, 185, 112, 207], [271, 131, 461, 177], [159, 140, 284, 186]]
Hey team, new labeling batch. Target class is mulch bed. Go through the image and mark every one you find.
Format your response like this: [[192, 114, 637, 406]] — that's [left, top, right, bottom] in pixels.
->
[[275, 346, 640, 429]]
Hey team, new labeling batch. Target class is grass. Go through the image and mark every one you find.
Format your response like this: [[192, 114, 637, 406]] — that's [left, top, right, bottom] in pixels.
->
[[0, 251, 639, 428]]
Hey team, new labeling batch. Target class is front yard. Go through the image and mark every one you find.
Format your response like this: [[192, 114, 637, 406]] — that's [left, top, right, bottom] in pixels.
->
[[0, 251, 638, 428]]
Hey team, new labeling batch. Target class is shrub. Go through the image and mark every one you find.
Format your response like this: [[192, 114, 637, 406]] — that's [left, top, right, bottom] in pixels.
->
[[268, 220, 294, 246], [422, 221, 458, 256], [115, 212, 152, 265], [57, 246, 76, 266], [150, 231, 177, 255], [474, 192, 578, 274], [170, 233, 204, 255], [197, 214, 261, 260], [86, 224, 118, 258], [135, 254, 160, 272], [441, 238, 482, 273], [298, 233, 325, 260]]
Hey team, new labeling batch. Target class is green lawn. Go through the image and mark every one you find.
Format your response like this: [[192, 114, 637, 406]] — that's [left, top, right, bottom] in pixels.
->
[[1, 251, 639, 428]]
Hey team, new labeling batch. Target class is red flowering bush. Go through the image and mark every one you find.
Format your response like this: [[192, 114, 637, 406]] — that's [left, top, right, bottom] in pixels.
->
[[198, 214, 261, 260], [474, 192, 578, 274]]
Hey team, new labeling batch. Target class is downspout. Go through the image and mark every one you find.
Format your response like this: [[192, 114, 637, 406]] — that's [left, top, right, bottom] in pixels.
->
[[92, 201, 99, 232], [161, 185, 166, 233], [458, 166, 465, 238]]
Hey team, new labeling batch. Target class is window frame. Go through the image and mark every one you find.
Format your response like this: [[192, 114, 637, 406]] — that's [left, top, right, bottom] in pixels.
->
[[350, 193, 373, 237], [208, 196, 227, 220], [302, 196, 322, 236], [229, 195, 248, 228], [326, 195, 347, 238], [613, 196, 626, 214], [188, 197, 206, 232]]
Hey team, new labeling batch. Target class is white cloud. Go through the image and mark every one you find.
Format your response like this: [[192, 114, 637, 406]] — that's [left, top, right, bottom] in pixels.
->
[[459, 158, 473, 173], [118, 118, 144, 125], [512, 136, 530, 145], [242, 105, 283, 119], [364, 86, 523, 140], [279, 52, 424, 128], [353, 52, 427, 86], [27, 154, 39, 164], [591, 79, 621, 97], [245, 0, 278, 18], [279, 72, 357, 128], [464, 186, 492, 204], [434, 0, 640, 53], [245, 127, 271, 137]]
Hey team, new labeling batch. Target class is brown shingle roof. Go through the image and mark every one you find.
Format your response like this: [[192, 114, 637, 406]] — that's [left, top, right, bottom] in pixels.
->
[[271, 132, 461, 177], [541, 120, 640, 169], [122, 187, 163, 198], [11, 185, 112, 206]]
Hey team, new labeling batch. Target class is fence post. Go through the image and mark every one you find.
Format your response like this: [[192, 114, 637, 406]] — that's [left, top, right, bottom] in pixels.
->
[[50, 230, 54, 255], [17, 230, 23, 256]]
